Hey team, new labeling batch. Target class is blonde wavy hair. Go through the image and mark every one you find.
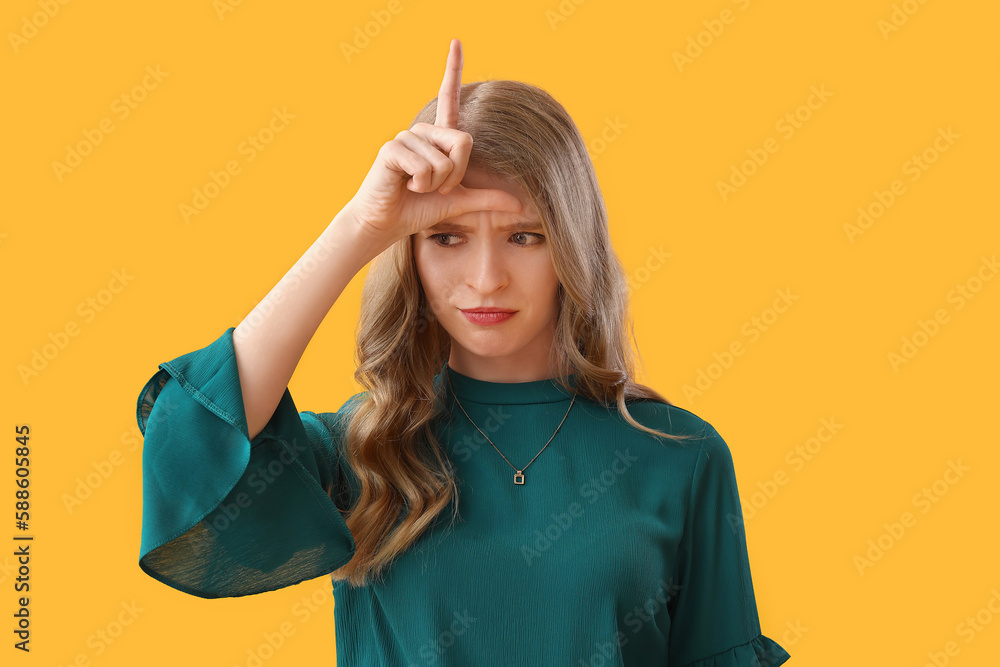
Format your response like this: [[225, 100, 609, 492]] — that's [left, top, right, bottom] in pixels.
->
[[332, 80, 700, 587]]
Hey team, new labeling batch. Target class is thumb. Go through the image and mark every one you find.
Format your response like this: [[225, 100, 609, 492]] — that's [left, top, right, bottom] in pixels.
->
[[443, 184, 524, 218]]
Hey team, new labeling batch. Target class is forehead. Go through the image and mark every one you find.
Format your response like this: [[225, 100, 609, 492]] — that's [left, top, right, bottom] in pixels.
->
[[427, 217, 544, 233]]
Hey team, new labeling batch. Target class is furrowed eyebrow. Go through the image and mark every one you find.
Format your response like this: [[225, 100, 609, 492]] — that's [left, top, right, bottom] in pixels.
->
[[426, 220, 544, 233]]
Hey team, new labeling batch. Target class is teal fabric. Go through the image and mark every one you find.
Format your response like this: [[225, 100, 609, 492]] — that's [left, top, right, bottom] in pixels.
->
[[137, 326, 791, 666]]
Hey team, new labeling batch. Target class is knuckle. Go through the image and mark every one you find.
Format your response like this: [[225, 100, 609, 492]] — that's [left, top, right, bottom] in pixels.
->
[[433, 154, 453, 171]]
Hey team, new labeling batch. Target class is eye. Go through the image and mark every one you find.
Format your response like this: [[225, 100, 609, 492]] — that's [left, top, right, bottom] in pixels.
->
[[426, 232, 546, 248], [429, 233, 459, 246], [511, 232, 545, 246]]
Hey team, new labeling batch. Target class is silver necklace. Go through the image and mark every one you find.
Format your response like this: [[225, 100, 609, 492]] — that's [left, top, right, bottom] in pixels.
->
[[446, 367, 577, 485]]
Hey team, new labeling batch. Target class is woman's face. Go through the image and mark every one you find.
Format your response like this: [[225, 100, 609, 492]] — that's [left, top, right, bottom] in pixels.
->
[[412, 167, 562, 382]]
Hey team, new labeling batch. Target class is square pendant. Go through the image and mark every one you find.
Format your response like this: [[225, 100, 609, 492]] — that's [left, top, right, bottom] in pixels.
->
[[514, 472, 524, 485]]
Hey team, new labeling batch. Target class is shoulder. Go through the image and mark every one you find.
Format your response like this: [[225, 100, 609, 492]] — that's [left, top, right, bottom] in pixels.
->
[[305, 391, 370, 441], [614, 401, 748, 527], [622, 398, 717, 439], [602, 397, 733, 474]]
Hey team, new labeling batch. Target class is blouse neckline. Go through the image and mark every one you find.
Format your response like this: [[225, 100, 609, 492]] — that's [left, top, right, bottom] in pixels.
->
[[438, 361, 578, 405]]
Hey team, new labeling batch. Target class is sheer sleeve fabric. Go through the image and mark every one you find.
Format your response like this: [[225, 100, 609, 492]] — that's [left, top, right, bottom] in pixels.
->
[[667, 424, 791, 666], [135, 326, 358, 599]]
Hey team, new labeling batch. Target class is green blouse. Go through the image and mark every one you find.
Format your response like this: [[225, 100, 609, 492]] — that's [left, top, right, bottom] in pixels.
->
[[136, 327, 791, 666]]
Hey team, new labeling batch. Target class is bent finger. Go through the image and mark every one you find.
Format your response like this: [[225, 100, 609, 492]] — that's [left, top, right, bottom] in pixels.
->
[[393, 130, 455, 192]]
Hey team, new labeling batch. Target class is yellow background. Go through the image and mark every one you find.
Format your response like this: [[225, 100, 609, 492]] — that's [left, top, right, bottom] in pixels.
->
[[4, 0, 998, 664]]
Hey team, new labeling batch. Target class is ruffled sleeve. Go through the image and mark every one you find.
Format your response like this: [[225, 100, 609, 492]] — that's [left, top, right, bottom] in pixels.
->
[[136, 326, 359, 599], [667, 424, 791, 666]]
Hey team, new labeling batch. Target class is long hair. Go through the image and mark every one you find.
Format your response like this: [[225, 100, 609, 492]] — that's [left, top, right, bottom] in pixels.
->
[[331, 80, 701, 587]]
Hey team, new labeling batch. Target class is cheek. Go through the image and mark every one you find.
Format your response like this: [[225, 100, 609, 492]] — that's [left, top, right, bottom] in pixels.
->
[[413, 245, 434, 288], [543, 267, 562, 312], [414, 254, 451, 313], [533, 259, 561, 294], [521, 261, 561, 317]]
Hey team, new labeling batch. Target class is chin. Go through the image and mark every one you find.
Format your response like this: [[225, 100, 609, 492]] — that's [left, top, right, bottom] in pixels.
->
[[449, 333, 522, 358]]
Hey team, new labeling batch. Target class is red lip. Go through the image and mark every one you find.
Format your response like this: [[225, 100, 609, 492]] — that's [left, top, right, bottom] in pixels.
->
[[461, 308, 517, 313], [461, 309, 516, 325]]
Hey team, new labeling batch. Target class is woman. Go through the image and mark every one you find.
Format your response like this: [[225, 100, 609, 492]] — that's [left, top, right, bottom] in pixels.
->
[[136, 39, 791, 666]]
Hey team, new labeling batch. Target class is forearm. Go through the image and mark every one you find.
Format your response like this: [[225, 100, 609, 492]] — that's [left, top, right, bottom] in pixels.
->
[[233, 205, 393, 441]]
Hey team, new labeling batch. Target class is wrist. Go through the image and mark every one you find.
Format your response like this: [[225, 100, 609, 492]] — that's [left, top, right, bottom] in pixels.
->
[[328, 204, 397, 264]]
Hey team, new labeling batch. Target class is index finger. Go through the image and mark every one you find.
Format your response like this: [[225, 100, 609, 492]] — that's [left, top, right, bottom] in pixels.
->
[[434, 38, 463, 129]]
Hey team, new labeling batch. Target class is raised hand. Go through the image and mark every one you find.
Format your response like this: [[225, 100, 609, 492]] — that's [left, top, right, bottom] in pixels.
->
[[344, 38, 523, 245]]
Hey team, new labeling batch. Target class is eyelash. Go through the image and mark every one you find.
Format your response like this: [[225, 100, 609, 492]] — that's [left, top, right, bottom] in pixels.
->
[[427, 232, 545, 248]]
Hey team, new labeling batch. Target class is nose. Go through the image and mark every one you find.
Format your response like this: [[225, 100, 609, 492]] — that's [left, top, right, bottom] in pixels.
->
[[465, 238, 510, 293]]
